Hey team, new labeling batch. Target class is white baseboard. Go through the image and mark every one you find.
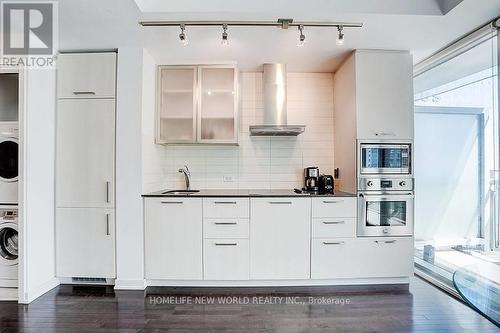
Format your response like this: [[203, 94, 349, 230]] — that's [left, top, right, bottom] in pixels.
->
[[19, 277, 60, 304], [145, 277, 410, 287], [0, 287, 18, 301], [114, 278, 146, 290]]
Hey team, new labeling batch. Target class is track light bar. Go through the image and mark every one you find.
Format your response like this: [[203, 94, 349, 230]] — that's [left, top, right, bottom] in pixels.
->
[[139, 18, 363, 29]]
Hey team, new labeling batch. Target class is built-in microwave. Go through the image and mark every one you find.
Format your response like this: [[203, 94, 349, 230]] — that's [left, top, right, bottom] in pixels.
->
[[358, 142, 411, 175], [357, 192, 414, 237]]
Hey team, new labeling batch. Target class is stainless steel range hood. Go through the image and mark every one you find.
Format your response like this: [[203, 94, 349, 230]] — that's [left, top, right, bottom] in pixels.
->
[[249, 64, 305, 136]]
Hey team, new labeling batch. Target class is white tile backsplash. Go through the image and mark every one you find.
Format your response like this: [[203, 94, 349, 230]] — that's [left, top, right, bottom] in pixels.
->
[[143, 72, 334, 192]]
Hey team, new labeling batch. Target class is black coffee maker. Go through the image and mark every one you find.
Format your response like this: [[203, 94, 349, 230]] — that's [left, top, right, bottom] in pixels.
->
[[304, 167, 320, 193]]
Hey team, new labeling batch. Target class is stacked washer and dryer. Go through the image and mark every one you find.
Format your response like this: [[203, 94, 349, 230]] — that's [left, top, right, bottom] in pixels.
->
[[0, 73, 19, 295]]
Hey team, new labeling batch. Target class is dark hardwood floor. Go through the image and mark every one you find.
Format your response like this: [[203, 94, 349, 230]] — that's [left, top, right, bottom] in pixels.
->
[[0, 277, 498, 332]]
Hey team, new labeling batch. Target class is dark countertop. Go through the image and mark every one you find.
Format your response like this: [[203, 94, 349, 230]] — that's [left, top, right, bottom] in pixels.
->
[[142, 189, 356, 198]]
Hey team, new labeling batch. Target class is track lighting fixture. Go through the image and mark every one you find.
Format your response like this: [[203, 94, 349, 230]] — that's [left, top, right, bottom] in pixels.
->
[[221, 24, 229, 46], [141, 19, 361, 47], [179, 24, 188, 46], [336, 25, 345, 46], [297, 25, 305, 47]]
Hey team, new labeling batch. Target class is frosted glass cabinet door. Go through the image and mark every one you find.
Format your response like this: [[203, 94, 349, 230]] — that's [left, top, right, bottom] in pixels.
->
[[157, 66, 197, 143], [198, 66, 238, 143]]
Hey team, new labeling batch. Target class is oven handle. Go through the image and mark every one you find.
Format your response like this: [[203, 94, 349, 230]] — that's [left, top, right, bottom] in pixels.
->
[[358, 192, 414, 200]]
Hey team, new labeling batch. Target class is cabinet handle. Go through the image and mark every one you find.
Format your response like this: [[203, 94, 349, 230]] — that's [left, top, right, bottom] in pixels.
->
[[375, 132, 395, 137], [323, 200, 343, 204], [322, 221, 345, 225], [375, 240, 397, 244], [214, 201, 237, 205], [214, 222, 238, 225], [106, 181, 110, 203], [323, 241, 345, 245], [161, 201, 184, 204], [105, 214, 110, 236], [73, 91, 96, 95], [214, 242, 238, 246], [269, 201, 292, 205]]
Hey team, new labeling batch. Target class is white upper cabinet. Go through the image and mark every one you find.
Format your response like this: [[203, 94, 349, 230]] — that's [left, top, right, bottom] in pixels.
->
[[198, 66, 238, 143], [333, 50, 414, 141], [157, 66, 197, 143], [355, 51, 414, 140], [57, 53, 116, 99], [156, 65, 238, 144]]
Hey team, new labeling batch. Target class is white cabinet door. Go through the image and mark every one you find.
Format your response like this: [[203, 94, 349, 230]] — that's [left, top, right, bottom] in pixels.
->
[[250, 198, 311, 280], [57, 53, 116, 99], [145, 198, 203, 280], [56, 208, 115, 278], [355, 51, 414, 140], [311, 237, 414, 279], [198, 66, 238, 144], [56, 99, 115, 208], [204, 239, 249, 280], [156, 66, 197, 143]]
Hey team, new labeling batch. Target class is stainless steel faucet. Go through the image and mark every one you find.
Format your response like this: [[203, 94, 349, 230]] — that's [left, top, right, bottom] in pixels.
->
[[178, 165, 191, 190]]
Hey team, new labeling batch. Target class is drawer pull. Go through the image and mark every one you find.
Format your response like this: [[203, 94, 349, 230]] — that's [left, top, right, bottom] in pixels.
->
[[105, 214, 110, 236], [322, 241, 345, 245], [215, 242, 238, 246], [214, 201, 237, 205], [269, 201, 292, 205], [105, 181, 110, 203], [73, 91, 96, 95], [375, 240, 397, 244], [214, 222, 238, 225], [322, 221, 345, 225], [161, 201, 184, 204], [322, 200, 344, 204]]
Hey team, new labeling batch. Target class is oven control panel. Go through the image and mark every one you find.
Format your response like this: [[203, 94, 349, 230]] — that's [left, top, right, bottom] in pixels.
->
[[359, 177, 413, 191]]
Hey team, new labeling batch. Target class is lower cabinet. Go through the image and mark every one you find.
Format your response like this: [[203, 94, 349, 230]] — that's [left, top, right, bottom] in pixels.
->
[[250, 198, 311, 280], [56, 208, 116, 278], [204, 239, 249, 280], [311, 237, 414, 279], [144, 198, 203, 280]]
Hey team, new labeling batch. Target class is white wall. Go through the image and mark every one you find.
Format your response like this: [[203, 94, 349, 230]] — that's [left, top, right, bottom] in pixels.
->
[[141, 50, 163, 193], [114, 47, 146, 290], [142, 72, 335, 192], [19, 68, 58, 303]]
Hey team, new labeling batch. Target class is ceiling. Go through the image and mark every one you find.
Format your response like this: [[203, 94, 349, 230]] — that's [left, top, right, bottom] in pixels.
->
[[58, 0, 500, 72]]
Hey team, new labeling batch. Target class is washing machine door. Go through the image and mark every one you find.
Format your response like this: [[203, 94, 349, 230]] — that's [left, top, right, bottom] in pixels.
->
[[0, 223, 18, 266], [0, 138, 18, 182]]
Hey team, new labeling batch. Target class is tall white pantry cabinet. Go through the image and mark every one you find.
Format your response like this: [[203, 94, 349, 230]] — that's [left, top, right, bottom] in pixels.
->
[[55, 53, 117, 279]]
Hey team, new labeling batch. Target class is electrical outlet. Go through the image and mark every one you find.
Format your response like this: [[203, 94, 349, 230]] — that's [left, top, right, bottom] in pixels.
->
[[223, 175, 235, 182]]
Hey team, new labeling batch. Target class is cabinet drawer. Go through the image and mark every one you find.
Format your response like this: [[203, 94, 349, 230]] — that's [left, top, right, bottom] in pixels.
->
[[312, 197, 356, 218], [203, 198, 249, 218], [57, 53, 116, 98], [354, 237, 414, 278], [311, 238, 354, 279], [203, 219, 249, 239], [312, 218, 356, 238], [204, 239, 249, 280], [311, 237, 414, 279]]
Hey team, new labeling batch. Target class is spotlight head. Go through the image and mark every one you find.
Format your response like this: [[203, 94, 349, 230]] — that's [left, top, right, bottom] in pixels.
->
[[297, 25, 305, 47], [336, 25, 345, 46], [179, 24, 188, 46]]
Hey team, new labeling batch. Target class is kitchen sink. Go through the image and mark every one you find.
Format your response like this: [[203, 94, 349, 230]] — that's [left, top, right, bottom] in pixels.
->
[[162, 190, 200, 195]]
